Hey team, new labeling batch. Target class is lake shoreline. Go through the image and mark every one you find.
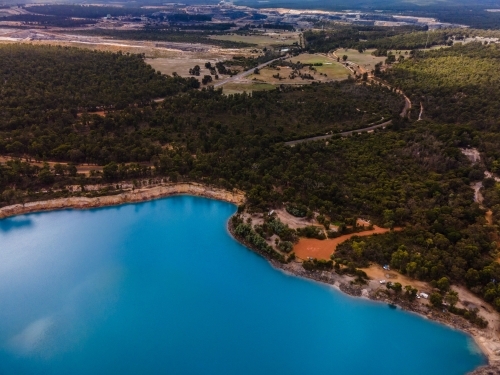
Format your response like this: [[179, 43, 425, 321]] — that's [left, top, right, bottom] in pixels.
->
[[1, 188, 498, 374], [226, 219, 500, 373], [0, 182, 245, 219]]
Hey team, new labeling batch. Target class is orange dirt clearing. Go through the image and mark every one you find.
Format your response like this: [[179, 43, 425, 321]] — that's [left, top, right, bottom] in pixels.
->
[[294, 226, 398, 260]]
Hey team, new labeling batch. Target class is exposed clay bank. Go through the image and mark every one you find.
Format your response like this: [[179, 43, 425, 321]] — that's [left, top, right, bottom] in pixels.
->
[[0, 196, 485, 375], [0, 182, 245, 219]]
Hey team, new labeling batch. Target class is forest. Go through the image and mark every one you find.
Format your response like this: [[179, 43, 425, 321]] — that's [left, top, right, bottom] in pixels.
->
[[333, 42, 500, 311], [1, 41, 500, 313], [305, 27, 500, 53], [382, 42, 500, 130]]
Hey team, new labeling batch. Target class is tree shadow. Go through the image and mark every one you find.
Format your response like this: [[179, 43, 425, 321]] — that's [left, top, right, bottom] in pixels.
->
[[0, 218, 34, 233]]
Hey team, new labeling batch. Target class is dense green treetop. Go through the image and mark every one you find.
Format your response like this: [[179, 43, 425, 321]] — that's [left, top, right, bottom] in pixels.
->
[[1, 41, 500, 314]]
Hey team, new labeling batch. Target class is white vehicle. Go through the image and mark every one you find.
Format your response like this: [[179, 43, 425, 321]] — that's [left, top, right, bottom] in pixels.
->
[[379, 280, 386, 284], [419, 293, 429, 299]]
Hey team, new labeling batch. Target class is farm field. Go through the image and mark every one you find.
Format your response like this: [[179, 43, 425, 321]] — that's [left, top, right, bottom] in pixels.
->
[[209, 31, 300, 47]]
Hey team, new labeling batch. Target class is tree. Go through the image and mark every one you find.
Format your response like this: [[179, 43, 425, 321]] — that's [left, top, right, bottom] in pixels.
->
[[67, 163, 77, 177], [390, 245, 409, 271], [404, 285, 417, 301], [392, 282, 402, 294], [445, 290, 459, 307], [352, 240, 365, 260], [54, 163, 65, 176], [254, 68, 260, 74], [342, 55, 348, 62], [436, 277, 450, 292], [385, 54, 396, 64], [202, 75, 213, 85], [103, 162, 118, 181], [38, 164, 54, 184], [189, 65, 201, 76], [406, 261, 417, 277], [430, 292, 443, 308]]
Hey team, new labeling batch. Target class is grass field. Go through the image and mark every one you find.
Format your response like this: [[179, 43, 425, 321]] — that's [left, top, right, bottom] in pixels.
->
[[145, 57, 218, 78], [337, 49, 387, 71], [222, 82, 276, 95], [289, 53, 350, 79], [246, 53, 349, 85], [209, 32, 299, 48]]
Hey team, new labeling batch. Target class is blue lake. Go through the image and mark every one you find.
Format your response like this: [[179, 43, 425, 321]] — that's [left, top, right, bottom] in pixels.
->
[[0, 196, 486, 375]]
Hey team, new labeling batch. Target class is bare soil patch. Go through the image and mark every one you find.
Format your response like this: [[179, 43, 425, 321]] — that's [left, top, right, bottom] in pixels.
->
[[146, 57, 221, 80], [294, 225, 395, 260], [361, 264, 430, 292]]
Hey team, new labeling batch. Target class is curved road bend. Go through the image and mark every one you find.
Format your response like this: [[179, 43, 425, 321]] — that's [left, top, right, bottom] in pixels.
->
[[330, 50, 412, 118], [284, 51, 413, 146]]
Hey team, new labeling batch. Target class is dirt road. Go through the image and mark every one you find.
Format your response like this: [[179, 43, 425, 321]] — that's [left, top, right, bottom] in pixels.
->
[[213, 56, 285, 88], [284, 119, 392, 146], [331, 50, 412, 118]]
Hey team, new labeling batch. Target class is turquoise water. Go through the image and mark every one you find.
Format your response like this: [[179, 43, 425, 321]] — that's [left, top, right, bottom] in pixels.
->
[[0, 196, 485, 375]]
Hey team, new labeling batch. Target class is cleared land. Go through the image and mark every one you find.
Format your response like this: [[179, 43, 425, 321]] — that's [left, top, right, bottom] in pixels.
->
[[293, 225, 394, 261], [221, 82, 275, 95], [338, 48, 440, 72], [289, 53, 351, 77], [338, 49, 387, 72], [209, 31, 299, 47], [146, 57, 220, 79], [247, 53, 348, 85]]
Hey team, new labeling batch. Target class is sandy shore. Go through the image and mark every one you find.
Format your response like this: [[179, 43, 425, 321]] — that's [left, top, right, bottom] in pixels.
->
[[0, 182, 245, 219]]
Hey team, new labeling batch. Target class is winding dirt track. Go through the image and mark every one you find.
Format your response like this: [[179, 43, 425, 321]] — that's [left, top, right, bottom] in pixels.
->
[[330, 50, 412, 117], [284, 50, 412, 146]]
